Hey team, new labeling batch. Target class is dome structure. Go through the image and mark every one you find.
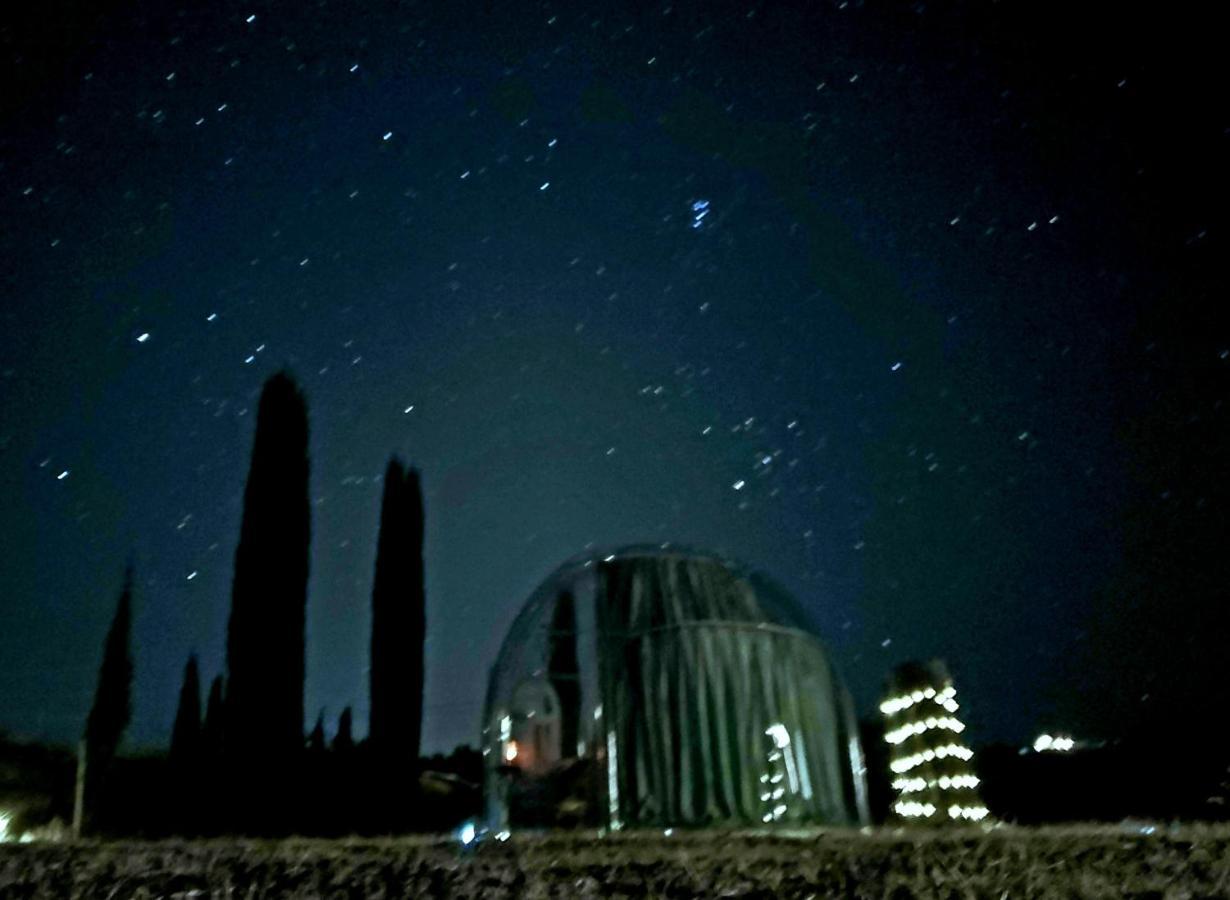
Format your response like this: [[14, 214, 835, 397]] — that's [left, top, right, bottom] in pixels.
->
[[482, 545, 869, 831]]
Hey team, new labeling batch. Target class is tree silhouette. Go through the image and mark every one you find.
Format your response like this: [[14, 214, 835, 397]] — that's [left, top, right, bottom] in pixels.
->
[[201, 675, 225, 758], [368, 457, 426, 763], [226, 371, 311, 759], [82, 564, 134, 829], [169, 654, 201, 765], [333, 707, 354, 754], [548, 588, 580, 757], [307, 710, 326, 754]]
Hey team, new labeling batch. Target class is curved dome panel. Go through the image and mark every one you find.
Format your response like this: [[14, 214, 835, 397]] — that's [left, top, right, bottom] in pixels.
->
[[483, 545, 868, 831]]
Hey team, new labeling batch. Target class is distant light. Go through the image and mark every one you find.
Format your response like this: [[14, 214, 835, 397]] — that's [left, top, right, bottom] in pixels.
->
[[732, 480, 745, 490], [494, 830, 511, 842], [1035, 733, 1075, 752], [403, 405, 414, 413], [349, 64, 359, 73], [136, 333, 150, 343], [383, 131, 393, 141], [186, 571, 197, 581], [246, 14, 256, 23], [548, 138, 557, 147], [539, 182, 550, 191], [504, 740, 518, 762], [206, 312, 217, 322], [603, 554, 616, 562], [890, 361, 902, 371], [457, 821, 477, 846], [57, 470, 69, 480]]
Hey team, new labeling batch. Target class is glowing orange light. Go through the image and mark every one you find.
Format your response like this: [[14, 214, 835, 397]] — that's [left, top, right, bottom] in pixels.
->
[[504, 740, 518, 762]]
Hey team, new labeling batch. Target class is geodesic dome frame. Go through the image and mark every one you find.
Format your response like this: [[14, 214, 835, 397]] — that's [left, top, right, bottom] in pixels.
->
[[483, 545, 869, 831]]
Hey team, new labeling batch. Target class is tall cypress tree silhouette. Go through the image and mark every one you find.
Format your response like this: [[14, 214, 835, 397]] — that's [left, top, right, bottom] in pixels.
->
[[334, 706, 355, 754], [83, 564, 134, 829], [169, 654, 202, 765], [368, 457, 426, 763], [548, 588, 581, 757], [226, 371, 311, 759], [306, 710, 326, 754], [201, 675, 225, 758]]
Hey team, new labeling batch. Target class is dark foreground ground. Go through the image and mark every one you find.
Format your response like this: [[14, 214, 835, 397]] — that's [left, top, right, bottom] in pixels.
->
[[2, 824, 1228, 899]]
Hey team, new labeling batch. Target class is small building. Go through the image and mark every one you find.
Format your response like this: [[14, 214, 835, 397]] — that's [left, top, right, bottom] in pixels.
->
[[483, 545, 869, 831]]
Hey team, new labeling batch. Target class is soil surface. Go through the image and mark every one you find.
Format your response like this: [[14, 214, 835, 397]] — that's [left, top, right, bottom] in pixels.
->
[[2, 824, 1228, 898]]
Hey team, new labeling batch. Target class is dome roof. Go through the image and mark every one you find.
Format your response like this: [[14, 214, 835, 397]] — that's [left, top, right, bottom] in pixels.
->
[[495, 544, 817, 665]]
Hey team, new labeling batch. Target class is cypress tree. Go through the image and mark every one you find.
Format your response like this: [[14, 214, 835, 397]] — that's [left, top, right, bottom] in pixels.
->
[[547, 589, 580, 757], [198, 675, 226, 834], [169, 654, 202, 764], [306, 711, 326, 754], [226, 371, 311, 758], [368, 457, 426, 762], [333, 707, 354, 754], [201, 675, 225, 758], [83, 565, 134, 827]]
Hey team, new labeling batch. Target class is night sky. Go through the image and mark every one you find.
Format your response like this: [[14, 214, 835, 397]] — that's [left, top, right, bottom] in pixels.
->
[[1, 1, 1224, 757]]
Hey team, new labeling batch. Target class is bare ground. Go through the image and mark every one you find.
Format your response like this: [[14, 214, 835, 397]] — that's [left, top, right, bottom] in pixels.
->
[[2, 824, 1229, 898]]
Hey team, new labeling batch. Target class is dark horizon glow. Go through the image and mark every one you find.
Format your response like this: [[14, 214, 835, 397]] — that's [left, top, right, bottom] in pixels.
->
[[0, 0, 1223, 756]]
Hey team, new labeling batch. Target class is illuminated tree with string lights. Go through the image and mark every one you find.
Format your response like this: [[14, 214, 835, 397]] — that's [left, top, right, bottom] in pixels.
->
[[880, 659, 987, 824]]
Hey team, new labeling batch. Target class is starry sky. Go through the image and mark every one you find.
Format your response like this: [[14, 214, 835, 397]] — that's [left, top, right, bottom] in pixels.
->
[[0, 0, 1224, 756]]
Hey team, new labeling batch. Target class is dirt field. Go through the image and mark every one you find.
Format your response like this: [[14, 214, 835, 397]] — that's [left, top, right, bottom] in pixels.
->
[[2, 824, 1228, 898]]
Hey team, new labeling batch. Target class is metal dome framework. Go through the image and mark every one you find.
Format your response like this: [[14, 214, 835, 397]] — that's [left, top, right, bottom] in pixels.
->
[[483, 545, 869, 832]]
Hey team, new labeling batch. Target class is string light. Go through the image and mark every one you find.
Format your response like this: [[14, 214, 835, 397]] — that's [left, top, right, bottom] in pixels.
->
[[891, 774, 980, 793], [881, 683, 958, 715], [884, 715, 967, 744], [889, 743, 974, 773]]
